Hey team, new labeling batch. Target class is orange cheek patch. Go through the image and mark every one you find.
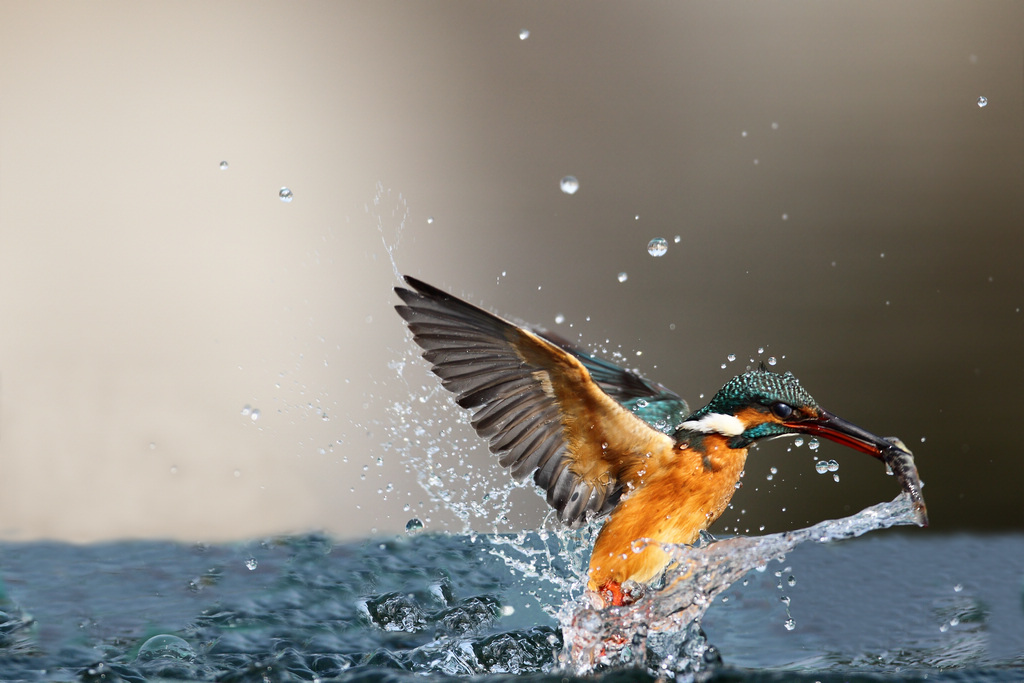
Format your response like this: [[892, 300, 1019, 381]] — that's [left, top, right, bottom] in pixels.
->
[[733, 405, 775, 430]]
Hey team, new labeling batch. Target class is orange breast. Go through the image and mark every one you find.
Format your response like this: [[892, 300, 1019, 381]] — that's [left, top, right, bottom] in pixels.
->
[[587, 436, 747, 590]]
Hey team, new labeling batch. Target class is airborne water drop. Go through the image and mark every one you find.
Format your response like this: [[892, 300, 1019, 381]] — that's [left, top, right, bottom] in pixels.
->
[[647, 238, 668, 257]]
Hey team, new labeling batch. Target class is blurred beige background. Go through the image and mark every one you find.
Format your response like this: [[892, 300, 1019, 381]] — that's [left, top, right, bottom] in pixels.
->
[[0, 2, 1021, 542]]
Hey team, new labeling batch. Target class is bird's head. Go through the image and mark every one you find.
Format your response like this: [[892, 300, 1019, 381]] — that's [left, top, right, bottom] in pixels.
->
[[676, 368, 901, 459]]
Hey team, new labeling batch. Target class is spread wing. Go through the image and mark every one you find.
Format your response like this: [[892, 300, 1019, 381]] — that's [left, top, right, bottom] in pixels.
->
[[394, 276, 682, 527], [536, 329, 689, 434]]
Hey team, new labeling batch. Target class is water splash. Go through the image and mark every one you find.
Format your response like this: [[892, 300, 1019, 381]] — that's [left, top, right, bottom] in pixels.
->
[[560, 493, 923, 677]]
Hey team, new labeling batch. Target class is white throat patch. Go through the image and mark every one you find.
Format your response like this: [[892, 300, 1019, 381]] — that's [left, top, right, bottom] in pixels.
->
[[679, 412, 745, 438]]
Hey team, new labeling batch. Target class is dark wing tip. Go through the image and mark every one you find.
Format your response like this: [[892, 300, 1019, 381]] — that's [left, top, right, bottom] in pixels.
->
[[398, 275, 448, 299]]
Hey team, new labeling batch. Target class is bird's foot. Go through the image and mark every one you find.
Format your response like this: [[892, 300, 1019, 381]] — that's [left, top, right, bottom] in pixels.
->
[[597, 580, 645, 607]]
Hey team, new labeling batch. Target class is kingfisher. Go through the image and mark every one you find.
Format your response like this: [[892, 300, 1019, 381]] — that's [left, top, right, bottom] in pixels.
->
[[394, 276, 927, 607]]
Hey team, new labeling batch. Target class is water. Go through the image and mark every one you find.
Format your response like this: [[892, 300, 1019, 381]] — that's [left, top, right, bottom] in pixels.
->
[[1, 499, 1021, 681], [559, 176, 579, 195], [647, 238, 668, 257], [279, 187, 294, 202]]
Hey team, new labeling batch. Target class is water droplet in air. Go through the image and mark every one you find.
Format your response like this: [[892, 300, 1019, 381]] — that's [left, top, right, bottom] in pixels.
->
[[555, 313, 565, 324], [741, 130, 748, 137], [519, 29, 530, 40], [977, 96, 988, 108], [767, 356, 777, 365], [771, 122, 779, 130], [781, 213, 789, 221], [673, 235, 681, 243], [727, 353, 736, 362], [794, 437, 804, 447], [833, 474, 840, 482], [647, 238, 668, 257], [617, 272, 628, 283], [245, 557, 258, 571], [827, 459, 839, 472], [405, 518, 424, 533], [219, 161, 229, 170], [815, 461, 829, 474], [279, 187, 293, 202], [559, 176, 579, 195], [241, 405, 251, 417], [784, 618, 796, 631], [953, 583, 963, 592], [808, 437, 820, 451], [426, 216, 434, 224], [250, 409, 260, 422], [787, 575, 796, 587]]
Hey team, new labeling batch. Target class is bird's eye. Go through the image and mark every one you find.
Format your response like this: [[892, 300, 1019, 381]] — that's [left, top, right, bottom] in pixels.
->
[[771, 402, 794, 419]]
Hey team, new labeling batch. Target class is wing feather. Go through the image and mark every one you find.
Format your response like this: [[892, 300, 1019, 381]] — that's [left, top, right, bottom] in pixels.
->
[[395, 276, 678, 526]]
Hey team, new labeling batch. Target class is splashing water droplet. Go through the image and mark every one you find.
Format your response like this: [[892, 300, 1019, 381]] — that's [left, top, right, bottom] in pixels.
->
[[426, 216, 434, 224], [617, 272, 628, 283], [519, 29, 530, 40], [794, 437, 804, 447], [833, 474, 840, 482], [977, 96, 988, 108], [219, 161, 229, 170], [241, 405, 251, 417], [727, 353, 736, 362], [560, 176, 579, 195], [137, 634, 195, 663], [815, 461, 829, 474], [808, 437, 820, 451], [787, 575, 796, 587], [279, 187, 293, 202], [827, 459, 839, 472], [784, 618, 796, 631], [767, 357, 777, 365], [250, 409, 260, 422], [647, 238, 668, 257], [555, 313, 565, 324], [405, 518, 424, 533], [245, 557, 258, 571]]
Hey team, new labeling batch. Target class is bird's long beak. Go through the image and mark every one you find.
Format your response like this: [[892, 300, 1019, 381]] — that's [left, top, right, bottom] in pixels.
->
[[788, 409, 929, 527], [791, 409, 897, 458]]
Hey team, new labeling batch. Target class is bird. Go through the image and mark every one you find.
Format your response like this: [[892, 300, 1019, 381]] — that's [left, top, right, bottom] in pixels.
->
[[394, 276, 925, 607]]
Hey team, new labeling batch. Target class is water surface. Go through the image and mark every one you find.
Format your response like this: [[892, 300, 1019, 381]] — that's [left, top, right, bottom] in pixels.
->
[[0, 500, 1021, 681]]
